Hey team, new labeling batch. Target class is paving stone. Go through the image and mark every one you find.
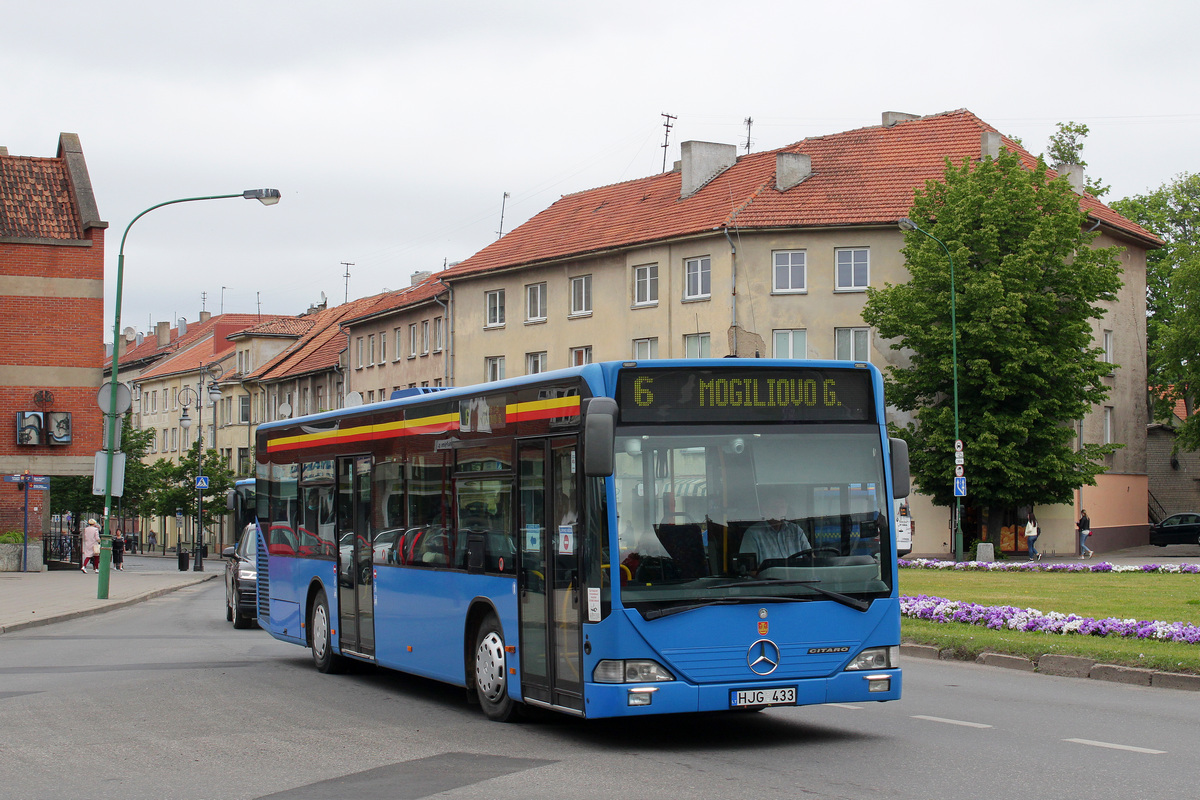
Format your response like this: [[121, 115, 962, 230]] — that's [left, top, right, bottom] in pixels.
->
[[1037, 654, 1094, 677], [1150, 671, 1200, 692], [976, 652, 1035, 671], [1090, 663, 1153, 686]]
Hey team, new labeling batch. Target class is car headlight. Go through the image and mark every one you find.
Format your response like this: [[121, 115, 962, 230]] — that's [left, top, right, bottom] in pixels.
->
[[593, 659, 675, 683], [238, 568, 257, 581], [844, 646, 898, 671]]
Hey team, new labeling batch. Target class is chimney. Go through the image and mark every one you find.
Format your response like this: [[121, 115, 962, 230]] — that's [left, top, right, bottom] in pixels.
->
[[981, 131, 1003, 160], [199, 311, 212, 323], [1057, 163, 1086, 194], [882, 111, 919, 128], [680, 141, 738, 199], [0, 146, 8, 156], [776, 153, 812, 192], [411, 270, 432, 286], [156, 321, 171, 347]]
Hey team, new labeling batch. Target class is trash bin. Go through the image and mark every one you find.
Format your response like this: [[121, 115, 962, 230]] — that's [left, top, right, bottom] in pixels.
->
[[200, 544, 208, 560], [178, 550, 190, 571]]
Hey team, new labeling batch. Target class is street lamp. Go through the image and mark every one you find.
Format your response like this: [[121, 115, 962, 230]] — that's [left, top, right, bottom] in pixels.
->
[[898, 216, 964, 562], [98, 189, 280, 599], [180, 371, 223, 572]]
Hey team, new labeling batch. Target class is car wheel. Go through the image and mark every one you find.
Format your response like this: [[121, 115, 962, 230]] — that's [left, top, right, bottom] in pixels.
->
[[473, 613, 520, 722], [226, 595, 234, 622], [311, 588, 347, 674], [233, 593, 253, 629]]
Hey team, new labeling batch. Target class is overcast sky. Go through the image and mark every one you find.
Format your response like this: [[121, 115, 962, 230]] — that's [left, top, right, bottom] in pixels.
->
[[6, 0, 1197, 342]]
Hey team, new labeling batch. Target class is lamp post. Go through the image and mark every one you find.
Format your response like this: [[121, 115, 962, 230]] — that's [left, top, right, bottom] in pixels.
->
[[180, 369, 222, 571], [898, 217, 964, 562], [98, 189, 280, 599]]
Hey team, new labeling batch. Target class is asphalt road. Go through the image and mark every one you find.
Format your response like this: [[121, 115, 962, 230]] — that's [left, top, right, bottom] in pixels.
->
[[1, 581, 1194, 800]]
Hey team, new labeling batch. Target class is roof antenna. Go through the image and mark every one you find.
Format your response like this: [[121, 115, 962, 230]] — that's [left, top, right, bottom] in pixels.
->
[[743, 117, 754, 154], [341, 262, 354, 304], [497, 192, 510, 239], [661, 113, 677, 172]]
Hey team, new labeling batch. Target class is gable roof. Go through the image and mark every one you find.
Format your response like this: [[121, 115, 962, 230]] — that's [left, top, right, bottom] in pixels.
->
[[250, 294, 392, 383], [0, 133, 106, 239], [126, 313, 287, 380], [444, 109, 1159, 279]]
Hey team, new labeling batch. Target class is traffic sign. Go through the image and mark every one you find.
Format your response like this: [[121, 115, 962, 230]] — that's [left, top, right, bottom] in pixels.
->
[[954, 453, 965, 465], [954, 439, 964, 452], [954, 477, 967, 497], [954, 465, 965, 477], [195, 476, 210, 490], [28, 476, 50, 491]]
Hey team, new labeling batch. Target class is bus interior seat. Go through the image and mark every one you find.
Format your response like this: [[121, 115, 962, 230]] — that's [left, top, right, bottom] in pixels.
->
[[654, 524, 706, 579]]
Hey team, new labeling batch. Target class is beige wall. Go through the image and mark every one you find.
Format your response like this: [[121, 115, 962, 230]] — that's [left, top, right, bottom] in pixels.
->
[[344, 301, 449, 401]]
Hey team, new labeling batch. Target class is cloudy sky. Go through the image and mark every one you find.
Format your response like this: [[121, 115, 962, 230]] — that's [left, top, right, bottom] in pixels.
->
[[6, 0, 1197, 341]]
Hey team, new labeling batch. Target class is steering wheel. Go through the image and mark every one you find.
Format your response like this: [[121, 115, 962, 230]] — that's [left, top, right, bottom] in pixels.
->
[[784, 546, 842, 565]]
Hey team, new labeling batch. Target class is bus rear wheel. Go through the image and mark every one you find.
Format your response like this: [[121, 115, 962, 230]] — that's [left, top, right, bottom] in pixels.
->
[[473, 614, 519, 722], [311, 588, 347, 674]]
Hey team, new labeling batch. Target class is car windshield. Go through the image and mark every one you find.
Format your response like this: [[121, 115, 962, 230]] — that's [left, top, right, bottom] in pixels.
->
[[614, 426, 892, 614]]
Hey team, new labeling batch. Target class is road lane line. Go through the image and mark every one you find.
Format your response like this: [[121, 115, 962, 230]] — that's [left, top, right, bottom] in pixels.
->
[[1063, 738, 1165, 755], [827, 703, 863, 709], [911, 715, 992, 729]]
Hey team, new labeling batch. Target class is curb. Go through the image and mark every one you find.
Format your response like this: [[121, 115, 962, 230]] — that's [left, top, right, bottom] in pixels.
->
[[0, 573, 220, 635], [901, 641, 1200, 692]]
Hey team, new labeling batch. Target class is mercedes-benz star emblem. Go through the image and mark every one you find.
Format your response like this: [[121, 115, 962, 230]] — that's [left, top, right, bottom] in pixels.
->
[[747, 639, 781, 675]]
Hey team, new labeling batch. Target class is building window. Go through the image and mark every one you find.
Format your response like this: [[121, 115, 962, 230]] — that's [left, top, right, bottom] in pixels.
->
[[684, 333, 710, 358], [367, 334, 376, 365], [486, 289, 506, 327], [570, 275, 592, 316], [409, 323, 418, 358], [570, 346, 592, 366], [434, 316, 443, 351], [774, 329, 807, 359], [526, 351, 547, 374], [633, 337, 658, 360], [835, 248, 870, 291], [394, 328, 403, 361], [379, 330, 386, 362], [150, 430, 158, 453], [421, 320, 430, 355], [239, 395, 250, 423], [684, 256, 711, 300], [526, 282, 547, 322], [773, 250, 806, 293], [486, 356, 506, 382], [1103, 329, 1114, 374], [835, 327, 870, 361], [633, 264, 658, 306], [356, 337, 364, 368], [1104, 406, 1114, 445]]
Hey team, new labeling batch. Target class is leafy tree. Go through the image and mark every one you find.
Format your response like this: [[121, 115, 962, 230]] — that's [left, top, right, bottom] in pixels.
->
[[862, 148, 1123, 534], [1044, 121, 1110, 198], [50, 414, 155, 525], [1110, 173, 1200, 449], [144, 440, 236, 531]]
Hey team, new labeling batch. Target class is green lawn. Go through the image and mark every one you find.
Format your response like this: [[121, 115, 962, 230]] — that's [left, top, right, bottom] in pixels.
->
[[898, 569, 1200, 674]]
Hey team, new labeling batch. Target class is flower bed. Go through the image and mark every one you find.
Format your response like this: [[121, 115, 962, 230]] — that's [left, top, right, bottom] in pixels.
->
[[900, 558, 1200, 574], [901, 594, 1200, 644]]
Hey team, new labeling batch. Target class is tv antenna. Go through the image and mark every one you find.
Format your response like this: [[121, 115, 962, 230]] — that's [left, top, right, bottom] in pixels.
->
[[497, 192, 510, 239], [743, 117, 754, 154], [341, 262, 354, 303], [661, 113, 677, 172]]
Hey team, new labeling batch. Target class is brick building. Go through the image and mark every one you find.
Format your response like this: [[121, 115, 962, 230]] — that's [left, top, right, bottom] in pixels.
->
[[0, 133, 107, 539]]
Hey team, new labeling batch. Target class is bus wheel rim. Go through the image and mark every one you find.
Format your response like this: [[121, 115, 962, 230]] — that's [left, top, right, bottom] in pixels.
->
[[314, 605, 328, 658], [475, 631, 505, 702]]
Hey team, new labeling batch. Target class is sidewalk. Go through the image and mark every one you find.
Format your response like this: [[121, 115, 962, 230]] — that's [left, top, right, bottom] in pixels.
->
[[0, 554, 222, 634]]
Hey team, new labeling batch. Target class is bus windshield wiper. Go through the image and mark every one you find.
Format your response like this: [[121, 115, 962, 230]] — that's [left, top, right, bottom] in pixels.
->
[[642, 595, 804, 620], [708, 579, 871, 612]]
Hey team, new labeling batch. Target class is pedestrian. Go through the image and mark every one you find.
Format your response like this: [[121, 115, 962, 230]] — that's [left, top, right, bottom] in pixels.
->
[[1078, 509, 1093, 559], [1025, 512, 1041, 562], [82, 519, 101, 573], [112, 527, 126, 570], [148, 530, 158, 553]]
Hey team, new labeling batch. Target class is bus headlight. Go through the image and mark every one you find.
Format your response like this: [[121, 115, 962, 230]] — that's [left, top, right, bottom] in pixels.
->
[[593, 659, 675, 683], [844, 646, 898, 671]]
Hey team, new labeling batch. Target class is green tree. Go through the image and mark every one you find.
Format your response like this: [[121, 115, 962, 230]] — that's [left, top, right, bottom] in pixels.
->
[[1110, 173, 1200, 449], [1044, 121, 1110, 198], [144, 440, 236, 531], [50, 414, 155, 523], [862, 148, 1123, 533]]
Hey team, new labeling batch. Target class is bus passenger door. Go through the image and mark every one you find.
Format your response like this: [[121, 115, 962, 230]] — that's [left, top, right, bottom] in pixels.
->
[[517, 438, 583, 712], [337, 455, 374, 658]]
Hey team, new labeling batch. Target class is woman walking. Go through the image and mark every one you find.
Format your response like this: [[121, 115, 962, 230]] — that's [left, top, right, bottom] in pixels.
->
[[111, 527, 125, 570], [1078, 509, 1093, 559], [1025, 512, 1041, 562], [81, 519, 101, 573]]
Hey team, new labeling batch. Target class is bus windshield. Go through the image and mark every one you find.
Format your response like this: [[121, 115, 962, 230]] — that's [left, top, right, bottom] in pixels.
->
[[614, 426, 892, 614]]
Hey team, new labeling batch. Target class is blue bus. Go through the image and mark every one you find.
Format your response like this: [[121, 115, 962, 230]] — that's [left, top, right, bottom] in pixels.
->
[[253, 359, 909, 720]]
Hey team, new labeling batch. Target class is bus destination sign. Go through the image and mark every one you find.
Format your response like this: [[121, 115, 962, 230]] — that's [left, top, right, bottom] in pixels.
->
[[617, 367, 875, 424]]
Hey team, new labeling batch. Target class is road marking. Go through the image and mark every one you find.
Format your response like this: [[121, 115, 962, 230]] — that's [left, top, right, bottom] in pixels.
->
[[911, 715, 992, 729], [827, 703, 862, 709], [1063, 738, 1165, 755]]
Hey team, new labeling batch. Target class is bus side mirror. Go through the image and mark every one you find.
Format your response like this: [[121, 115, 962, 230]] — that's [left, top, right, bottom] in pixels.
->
[[226, 488, 237, 511], [583, 398, 617, 477], [889, 438, 910, 499]]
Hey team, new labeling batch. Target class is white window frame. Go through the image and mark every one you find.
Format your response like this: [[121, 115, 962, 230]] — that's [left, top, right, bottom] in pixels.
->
[[379, 330, 386, 363], [633, 264, 658, 306], [570, 346, 592, 366], [367, 334, 376, 366], [835, 247, 870, 291], [408, 323, 418, 358], [394, 328, 403, 361], [526, 282, 547, 323], [486, 289, 505, 328], [684, 256, 711, 300], [633, 337, 659, 360], [835, 327, 870, 361], [434, 316, 443, 351], [570, 275, 592, 316], [238, 395, 251, 424], [421, 320, 430, 355], [773, 329, 807, 359], [1104, 406, 1114, 445], [684, 333, 711, 358], [1103, 329, 1115, 374], [356, 337, 364, 368], [773, 250, 807, 293], [486, 356, 506, 382], [526, 351, 547, 374]]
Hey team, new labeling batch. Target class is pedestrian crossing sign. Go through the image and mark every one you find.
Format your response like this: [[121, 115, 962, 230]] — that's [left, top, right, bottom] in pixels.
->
[[196, 476, 209, 490]]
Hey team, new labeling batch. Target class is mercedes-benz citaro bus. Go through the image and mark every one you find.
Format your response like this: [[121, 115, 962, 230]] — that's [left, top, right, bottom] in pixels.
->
[[253, 359, 909, 721]]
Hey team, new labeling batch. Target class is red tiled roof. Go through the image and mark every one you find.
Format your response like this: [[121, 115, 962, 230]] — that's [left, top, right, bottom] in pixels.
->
[[342, 277, 448, 324], [252, 295, 391, 382], [445, 109, 1159, 278], [123, 313, 287, 378], [0, 155, 83, 239]]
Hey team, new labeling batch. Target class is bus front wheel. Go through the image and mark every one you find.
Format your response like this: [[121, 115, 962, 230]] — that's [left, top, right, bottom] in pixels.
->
[[311, 588, 347, 674], [473, 614, 519, 722]]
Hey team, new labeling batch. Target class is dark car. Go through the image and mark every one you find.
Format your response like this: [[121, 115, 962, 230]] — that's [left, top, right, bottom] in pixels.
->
[[223, 525, 258, 628], [1148, 512, 1200, 547]]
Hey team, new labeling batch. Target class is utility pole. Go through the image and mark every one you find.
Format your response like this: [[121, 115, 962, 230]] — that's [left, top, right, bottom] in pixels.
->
[[743, 117, 754, 154], [341, 262, 354, 304], [497, 192, 510, 239], [661, 113, 677, 172]]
